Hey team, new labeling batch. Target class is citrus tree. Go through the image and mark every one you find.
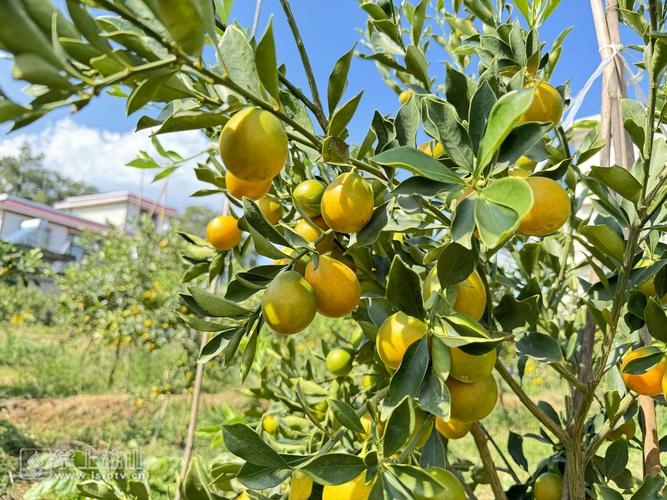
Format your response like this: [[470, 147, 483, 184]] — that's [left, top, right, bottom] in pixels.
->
[[1, 0, 667, 499]]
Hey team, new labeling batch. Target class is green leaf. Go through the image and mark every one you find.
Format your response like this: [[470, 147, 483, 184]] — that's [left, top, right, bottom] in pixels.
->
[[389, 464, 446, 499], [198, 328, 243, 363], [494, 294, 539, 331], [180, 456, 213, 500], [590, 166, 642, 204], [580, 225, 625, 263], [604, 438, 628, 480], [236, 462, 290, 490], [240, 198, 292, 259], [395, 96, 419, 147], [301, 454, 365, 485], [451, 196, 476, 247], [508, 432, 528, 471], [622, 349, 664, 375], [418, 372, 450, 420], [645, 298, 667, 342], [371, 146, 464, 184], [12, 53, 74, 90], [630, 474, 665, 500], [328, 92, 363, 137], [222, 424, 287, 468], [383, 397, 414, 457], [405, 45, 430, 89], [463, 0, 496, 25], [219, 25, 261, 96], [498, 122, 552, 166], [422, 97, 473, 171], [516, 332, 563, 363], [255, 18, 280, 103], [436, 243, 475, 288], [387, 336, 429, 406], [357, 202, 390, 247], [477, 89, 535, 173], [431, 335, 451, 383], [328, 45, 355, 114], [386, 255, 425, 318], [420, 431, 446, 469], [189, 287, 251, 318], [157, 110, 227, 134], [328, 400, 365, 434], [474, 177, 532, 247], [469, 80, 497, 151], [445, 63, 470, 120]]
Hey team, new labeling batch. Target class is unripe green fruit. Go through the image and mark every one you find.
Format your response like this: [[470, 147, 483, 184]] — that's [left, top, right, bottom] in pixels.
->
[[326, 348, 354, 376]]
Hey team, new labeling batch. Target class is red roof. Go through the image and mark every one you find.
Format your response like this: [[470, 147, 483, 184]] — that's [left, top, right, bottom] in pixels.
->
[[0, 195, 108, 232]]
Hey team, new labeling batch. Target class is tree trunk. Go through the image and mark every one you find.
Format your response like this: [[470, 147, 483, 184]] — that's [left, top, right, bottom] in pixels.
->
[[564, 444, 587, 500]]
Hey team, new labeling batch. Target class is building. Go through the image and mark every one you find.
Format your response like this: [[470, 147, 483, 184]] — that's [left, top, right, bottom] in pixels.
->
[[1, 192, 178, 271], [0, 194, 108, 269], [54, 191, 179, 231]]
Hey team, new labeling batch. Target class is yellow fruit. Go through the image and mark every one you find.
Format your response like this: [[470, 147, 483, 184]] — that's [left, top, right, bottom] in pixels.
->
[[449, 347, 496, 383], [516, 156, 537, 171], [376, 312, 427, 371], [417, 467, 465, 500], [518, 81, 563, 126], [226, 170, 272, 200], [322, 472, 372, 500], [143, 319, 153, 328], [453, 271, 487, 321], [261, 271, 317, 335], [293, 179, 326, 217], [447, 374, 498, 422], [435, 417, 471, 440], [533, 472, 564, 500], [326, 347, 354, 376], [206, 215, 242, 251], [418, 141, 445, 158], [321, 172, 374, 233], [637, 277, 667, 304], [621, 346, 666, 396], [399, 88, 415, 104], [289, 471, 313, 500], [607, 420, 636, 441], [305, 256, 360, 317], [263, 415, 279, 434], [508, 167, 531, 178], [294, 217, 334, 254], [219, 107, 288, 181], [519, 177, 570, 237], [258, 196, 283, 225]]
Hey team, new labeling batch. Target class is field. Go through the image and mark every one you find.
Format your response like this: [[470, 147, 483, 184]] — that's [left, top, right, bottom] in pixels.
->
[[2, 325, 663, 498]]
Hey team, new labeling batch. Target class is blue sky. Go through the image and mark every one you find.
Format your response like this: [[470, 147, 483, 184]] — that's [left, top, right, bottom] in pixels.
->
[[0, 1, 637, 208]]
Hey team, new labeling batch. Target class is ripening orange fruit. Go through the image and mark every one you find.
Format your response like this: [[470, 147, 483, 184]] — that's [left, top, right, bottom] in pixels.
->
[[418, 141, 445, 158], [399, 88, 415, 104], [305, 256, 360, 317], [219, 107, 288, 181], [376, 312, 427, 371], [435, 417, 471, 440], [519, 177, 570, 237], [206, 215, 242, 251], [322, 472, 372, 500], [321, 172, 374, 234], [449, 347, 496, 383], [261, 271, 317, 335], [621, 346, 666, 396], [518, 81, 563, 126], [294, 217, 334, 254], [453, 271, 487, 321], [226, 170, 272, 200], [447, 374, 498, 422], [258, 196, 283, 225]]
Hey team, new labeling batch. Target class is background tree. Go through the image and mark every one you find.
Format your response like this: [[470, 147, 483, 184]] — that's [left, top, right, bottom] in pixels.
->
[[0, 144, 97, 205]]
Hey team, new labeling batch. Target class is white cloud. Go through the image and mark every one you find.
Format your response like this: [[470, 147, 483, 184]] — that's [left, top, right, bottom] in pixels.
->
[[0, 118, 225, 212]]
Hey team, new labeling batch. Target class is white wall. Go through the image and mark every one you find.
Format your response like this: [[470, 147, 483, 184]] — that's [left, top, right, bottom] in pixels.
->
[[62, 202, 129, 229]]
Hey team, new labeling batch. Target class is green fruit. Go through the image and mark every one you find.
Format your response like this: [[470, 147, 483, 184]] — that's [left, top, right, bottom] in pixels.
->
[[261, 271, 317, 335], [414, 467, 465, 500], [293, 180, 326, 217], [533, 472, 563, 500], [326, 348, 354, 376]]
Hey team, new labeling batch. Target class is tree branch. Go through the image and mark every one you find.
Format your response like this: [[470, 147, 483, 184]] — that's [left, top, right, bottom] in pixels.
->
[[470, 423, 507, 500]]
